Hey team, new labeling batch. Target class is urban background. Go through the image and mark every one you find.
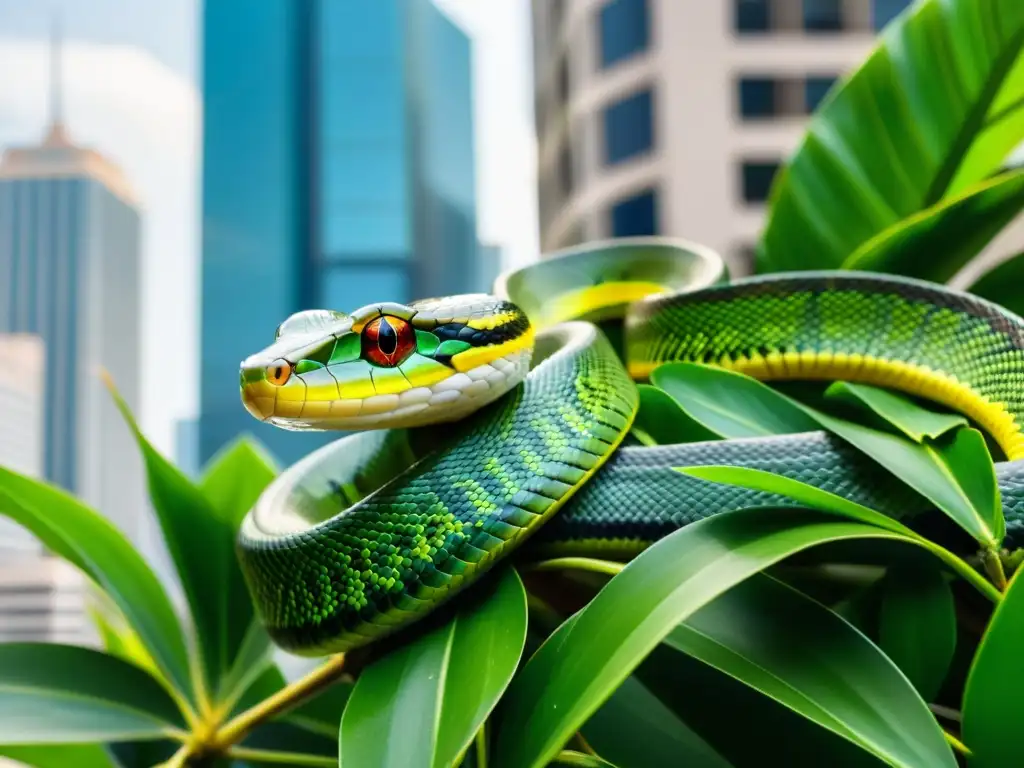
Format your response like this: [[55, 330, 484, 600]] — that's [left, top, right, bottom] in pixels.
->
[[0, 0, 1020, 660]]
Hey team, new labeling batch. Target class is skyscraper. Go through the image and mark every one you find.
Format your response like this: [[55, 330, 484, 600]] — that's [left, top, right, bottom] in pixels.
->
[[531, 0, 913, 276], [199, 0, 481, 467], [0, 27, 146, 543]]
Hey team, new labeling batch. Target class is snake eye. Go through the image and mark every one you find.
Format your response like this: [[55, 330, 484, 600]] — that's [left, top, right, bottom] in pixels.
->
[[362, 316, 416, 367], [266, 359, 292, 386]]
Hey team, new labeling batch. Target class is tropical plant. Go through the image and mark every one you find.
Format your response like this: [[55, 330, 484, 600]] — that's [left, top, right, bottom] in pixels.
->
[[0, 0, 1023, 766], [2, 359, 1022, 767], [757, 0, 1024, 306]]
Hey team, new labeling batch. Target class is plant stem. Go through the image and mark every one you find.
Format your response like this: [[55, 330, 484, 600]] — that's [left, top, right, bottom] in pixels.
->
[[918, 540, 1002, 604], [943, 729, 971, 758], [523, 557, 625, 577], [212, 653, 347, 748], [981, 546, 1008, 591], [225, 746, 336, 766]]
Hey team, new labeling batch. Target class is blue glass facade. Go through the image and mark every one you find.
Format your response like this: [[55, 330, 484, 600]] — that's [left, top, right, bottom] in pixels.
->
[[199, 0, 479, 468], [603, 89, 654, 165], [0, 178, 82, 489], [0, 152, 146, 542], [598, 0, 649, 69]]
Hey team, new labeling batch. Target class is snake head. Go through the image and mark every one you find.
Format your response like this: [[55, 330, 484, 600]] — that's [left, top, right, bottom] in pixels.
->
[[239, 295, 534, 430]]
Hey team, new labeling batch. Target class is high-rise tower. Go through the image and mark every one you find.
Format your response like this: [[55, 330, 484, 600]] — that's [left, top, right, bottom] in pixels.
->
[[0, 22, 146, 543]]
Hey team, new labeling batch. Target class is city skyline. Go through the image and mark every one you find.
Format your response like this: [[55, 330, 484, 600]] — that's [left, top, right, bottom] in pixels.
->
[[0, 0, 536, 465], [0, 25, 147, 544]]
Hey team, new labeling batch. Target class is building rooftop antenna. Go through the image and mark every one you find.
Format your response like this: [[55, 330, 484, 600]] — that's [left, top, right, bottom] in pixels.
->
[[43, 14, 70, 146]]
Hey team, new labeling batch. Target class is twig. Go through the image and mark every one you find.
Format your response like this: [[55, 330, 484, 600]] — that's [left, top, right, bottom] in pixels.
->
[[212, 653, 347, 748]]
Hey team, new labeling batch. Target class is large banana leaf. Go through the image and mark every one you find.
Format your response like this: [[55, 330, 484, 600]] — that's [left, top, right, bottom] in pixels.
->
[[759, 0, 1024, 273], [840, 169, 1024, 281]]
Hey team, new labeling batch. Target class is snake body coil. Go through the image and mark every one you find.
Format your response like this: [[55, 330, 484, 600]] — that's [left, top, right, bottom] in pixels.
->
[[236, 239, 1024, 655]]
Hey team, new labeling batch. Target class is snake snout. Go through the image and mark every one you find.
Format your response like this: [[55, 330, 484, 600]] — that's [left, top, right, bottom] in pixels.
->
[[240, 363, 279, 421]]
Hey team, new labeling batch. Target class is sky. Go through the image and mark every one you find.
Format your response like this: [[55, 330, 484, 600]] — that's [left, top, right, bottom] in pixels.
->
[[0, 0, 536, 457]]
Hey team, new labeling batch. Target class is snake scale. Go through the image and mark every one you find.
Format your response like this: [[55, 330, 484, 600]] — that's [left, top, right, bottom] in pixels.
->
[[235, 239, 1024, 655]]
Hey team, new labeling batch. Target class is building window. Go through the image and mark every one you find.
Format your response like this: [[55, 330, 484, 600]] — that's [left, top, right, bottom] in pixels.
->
[[739, 78, 778, 118], [598, 0, 649, 69], [610, 189, 658, 236], [803, 0, 843, 31], [873, 0, 910, 30], [603, 89, 654, 165], [805, 76, 837, 112], [741, 161, 780, 203], [735, 0, 771, 32]]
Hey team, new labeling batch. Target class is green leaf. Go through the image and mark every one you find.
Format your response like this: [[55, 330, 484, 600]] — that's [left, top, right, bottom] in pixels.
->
[[665, 366, 1005, 548], [966, 249, 1024, 317], [807, 415, 1004, 548], [665, 573, 952, 766], [0, 744, 119, 768], [0, 644, 184, 744], [284, 680, 352, 740], [216, 622, 276, 715], [107, 382, 255, 691], [840, 170, 1024, 281], [630, 384, 719, 446], [650, 363, 820, 438], [200, 438, 278, 703], [0, 477, 192, 701], [340, 568, 528, 768], [86, 591, 163, 682], [581, 675, 732, 768], [758, 0, 1024, 272], [678, 465, 915, 536], [824, 382, 966, 442], [962, 566, 1024, 766], [493, 508, 919, 768], [637, 646, 886, 766], [878, 565, 957, 701]]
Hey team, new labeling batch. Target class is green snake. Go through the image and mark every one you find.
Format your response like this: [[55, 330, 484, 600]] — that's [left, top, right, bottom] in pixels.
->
[[236, 239, 1024, 656]]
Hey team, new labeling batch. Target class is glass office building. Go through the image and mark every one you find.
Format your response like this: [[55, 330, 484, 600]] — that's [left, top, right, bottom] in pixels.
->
[[198, 0, 484, 467], [0, 125, 146, 544]]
